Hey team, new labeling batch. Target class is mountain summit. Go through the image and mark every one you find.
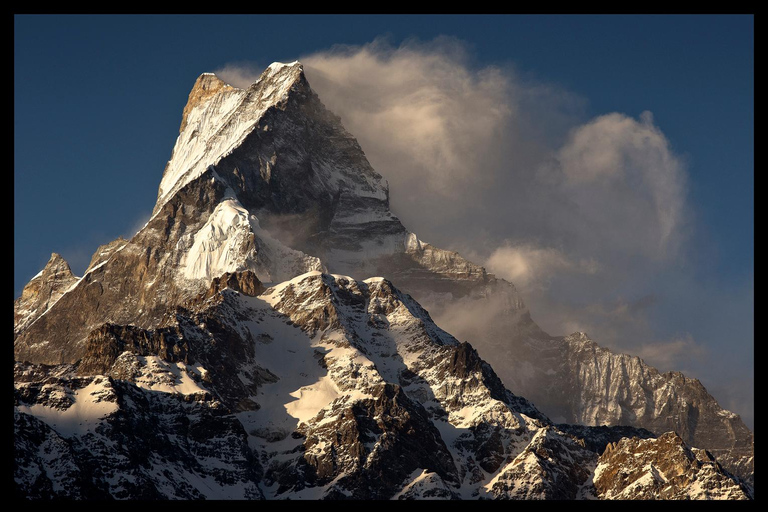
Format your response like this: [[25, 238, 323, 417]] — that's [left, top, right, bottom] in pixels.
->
[[14, 61, 753, 499]]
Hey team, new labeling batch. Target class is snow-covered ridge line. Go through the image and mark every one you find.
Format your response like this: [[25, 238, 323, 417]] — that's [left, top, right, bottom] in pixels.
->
[[154, 61, 304, 213], [177, 194, 324, 286]]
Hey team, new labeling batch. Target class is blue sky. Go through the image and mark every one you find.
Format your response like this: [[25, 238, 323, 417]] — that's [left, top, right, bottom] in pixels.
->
[[14, 15, 753, 426]]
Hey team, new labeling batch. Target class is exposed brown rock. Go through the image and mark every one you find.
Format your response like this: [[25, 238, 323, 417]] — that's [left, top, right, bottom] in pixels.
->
[[594, 432, 752, 500], [14, 253, 78, 334], [193, 270, 265, 304], [179, 73, 235, 133]]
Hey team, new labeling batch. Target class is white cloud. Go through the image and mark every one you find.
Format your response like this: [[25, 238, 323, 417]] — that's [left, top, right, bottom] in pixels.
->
[[635, 333, 708, 371], [301, 37, 517, 199], [553, 111, 689, 258], [217, 37, 693, 344], [213, 62, 264, 89], [215, 38, 692, 343], [485, 243, 598, 291]]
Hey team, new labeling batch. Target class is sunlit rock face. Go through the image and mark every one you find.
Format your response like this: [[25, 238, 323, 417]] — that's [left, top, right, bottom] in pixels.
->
[[594, 432, 752, 500]]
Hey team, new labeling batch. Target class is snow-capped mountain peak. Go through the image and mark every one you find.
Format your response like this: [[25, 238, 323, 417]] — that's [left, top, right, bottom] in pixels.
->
[[156, 61, 309, 214]]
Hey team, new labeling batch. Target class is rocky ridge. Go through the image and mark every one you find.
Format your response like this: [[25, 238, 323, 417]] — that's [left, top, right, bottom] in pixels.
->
[[14, 253, 79, 335], [594, 432, 752, 500], [18, 271, 751, 499]]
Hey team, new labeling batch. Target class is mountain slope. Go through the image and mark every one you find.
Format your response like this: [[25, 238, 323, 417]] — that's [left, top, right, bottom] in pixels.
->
[[18, 271, 750, 499], [14, 61, 753, 493], [14, 253, 79, 335]]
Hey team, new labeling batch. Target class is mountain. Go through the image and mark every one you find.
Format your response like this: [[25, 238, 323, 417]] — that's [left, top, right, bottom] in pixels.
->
[[427, 309, 754, 485], [15, 270, 751, 499], [14, 61, 753, 498]]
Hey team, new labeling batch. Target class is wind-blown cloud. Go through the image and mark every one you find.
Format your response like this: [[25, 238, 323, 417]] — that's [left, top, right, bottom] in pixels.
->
[[301, 38, 516, 198], [485, 243, 598, 292], [635, 333, 708, 371], [298, 39, 689, 273], [552, 110, 689, 259]]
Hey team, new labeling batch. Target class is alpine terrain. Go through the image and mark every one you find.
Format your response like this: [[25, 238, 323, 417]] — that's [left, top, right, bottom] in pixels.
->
[[14, 61, 753, 500]]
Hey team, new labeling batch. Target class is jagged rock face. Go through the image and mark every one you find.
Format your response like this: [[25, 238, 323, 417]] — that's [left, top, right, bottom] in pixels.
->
[[157, 62, 405, 273], [159, 61, 504, 299], [558, 332, 753, 484], [14, 253, 79, 335], [428, 303, 755, 484], [14, 170, 323, 366], [14, 366, 263, 499], [485, 426, 598, 500], [84, 236, 127, 274], [251, 272, 555, 499], [201, 269, 264, 298], [283, 383, 460, 499], [594, 432, 752, 500], [14, 61, 493, 365], [14, 177, 228, 365], [555, 424, 656, 453], [373, 234, 497, 298]]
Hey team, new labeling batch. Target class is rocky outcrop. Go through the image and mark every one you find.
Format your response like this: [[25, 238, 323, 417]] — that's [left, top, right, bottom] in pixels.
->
[[555, 423, 657, 454], [486, 426, 597, 500], [429, 304, 754, 484], [14, 253, 79, 335], [594, 432, 753, 500], [13, 174, 231, 365], [178, 73, 236, 134], [84, 237, 127, 274], [14, 369, 263, 499], [277, 383, 460, 499], [77, 323, 192, 376], [193, 269, 265, 302], [558, 332, 753, 483]]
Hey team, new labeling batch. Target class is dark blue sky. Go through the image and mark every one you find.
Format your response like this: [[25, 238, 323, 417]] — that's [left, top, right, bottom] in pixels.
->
[[14, 14, 753, 424]]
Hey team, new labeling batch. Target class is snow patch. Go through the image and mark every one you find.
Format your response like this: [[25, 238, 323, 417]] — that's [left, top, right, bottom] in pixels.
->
[[131, 356, 209, 396], [178, 197, 323, 286], [18, 377, 118, 438], [285, 375, 340, 424], [179, 198, 254, 282]]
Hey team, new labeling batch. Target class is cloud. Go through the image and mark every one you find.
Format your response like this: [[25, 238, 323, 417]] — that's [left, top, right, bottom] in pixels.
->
[[634, 333, 708, 371], [218, 36, 693, 344], [58, 245, 95, 278], [297, 38, 689, 274], [124, 210, 152, 239], [708, 375, 754, 431], [551, 111, 689, 259], [520, 293, 661, 355], [301, 38, 517, 199], [485, 243, 598, 292], [214, 62, 266, 89]]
